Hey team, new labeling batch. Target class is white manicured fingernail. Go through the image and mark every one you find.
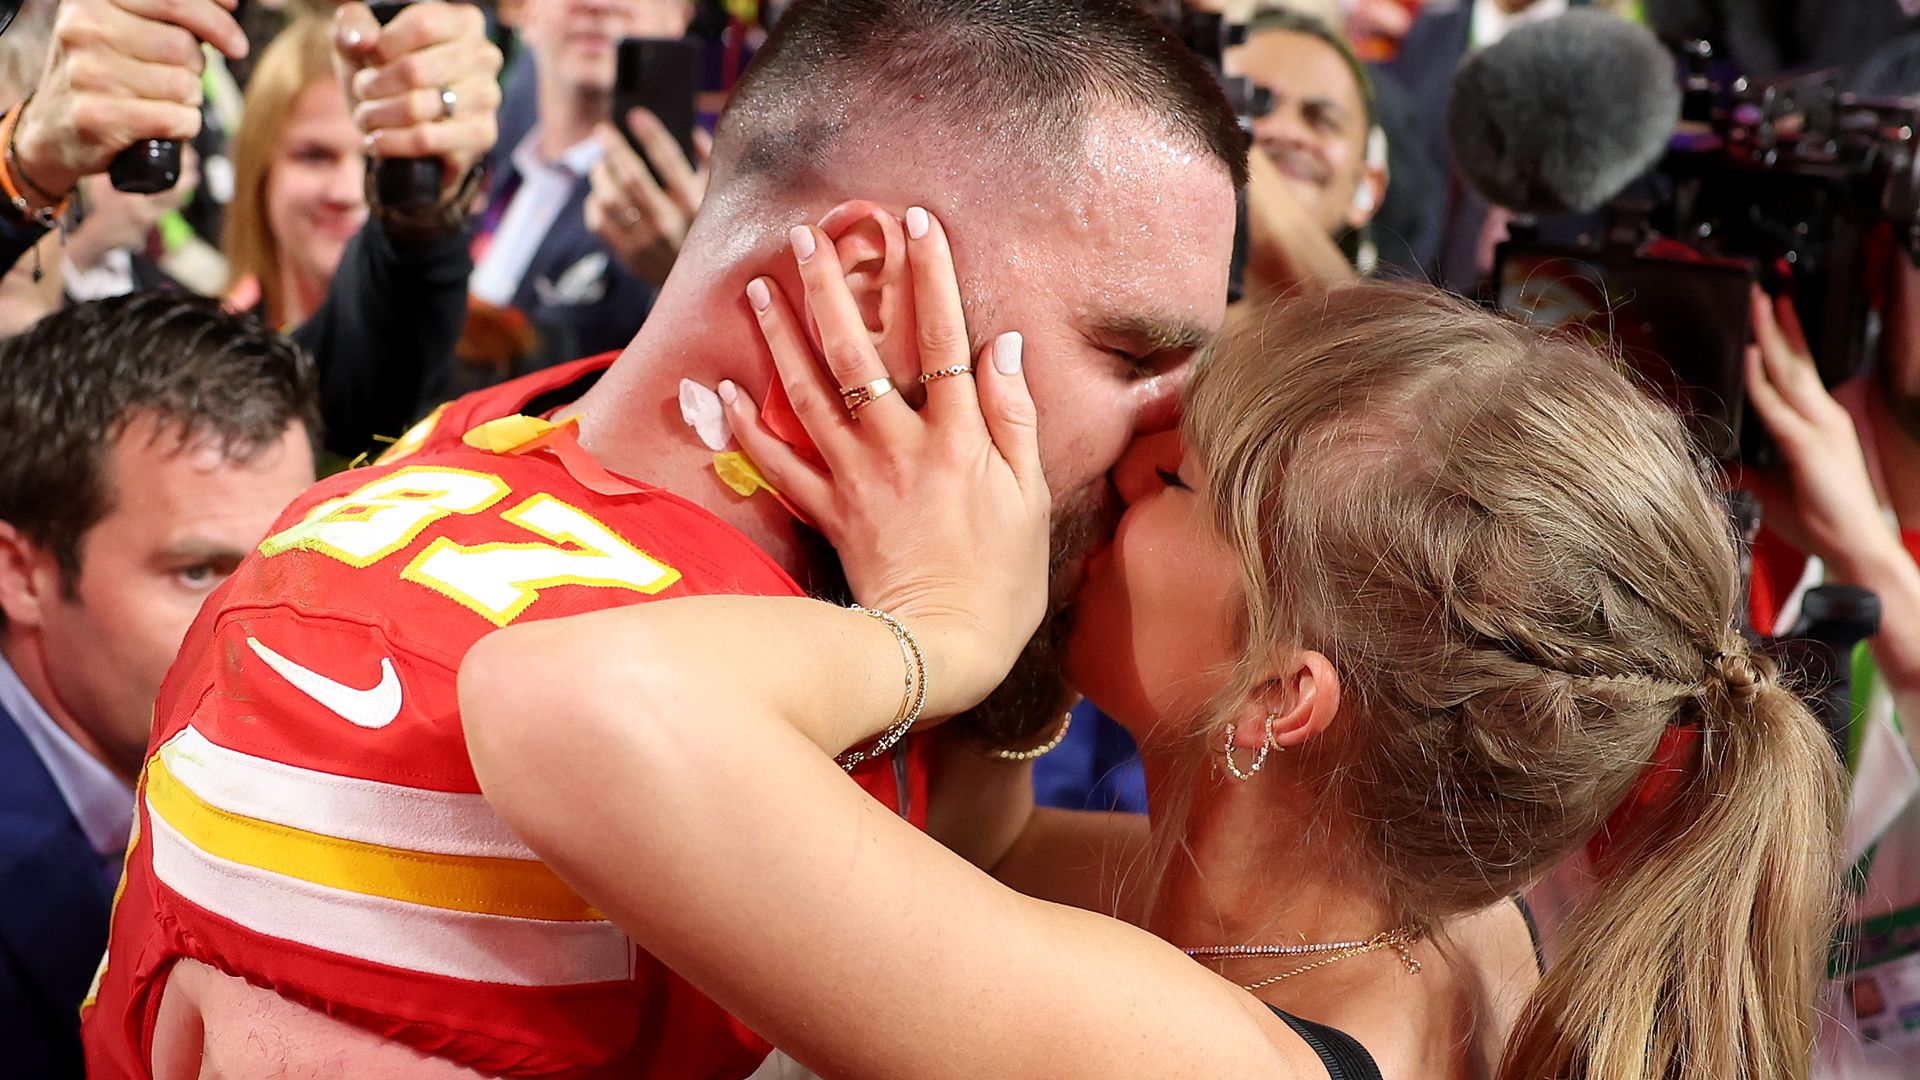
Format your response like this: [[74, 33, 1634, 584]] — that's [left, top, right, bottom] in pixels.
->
[[789, 226, 816, 261], [906, 206, 929, 240], [718, 379, 738, 405], [746, 277, 771, 312], [993, 332, 1023, 375]]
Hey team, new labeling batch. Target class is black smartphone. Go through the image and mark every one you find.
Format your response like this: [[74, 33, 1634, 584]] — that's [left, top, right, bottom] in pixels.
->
[[613, 37, 701, 185], [365, 0, 443, 210]]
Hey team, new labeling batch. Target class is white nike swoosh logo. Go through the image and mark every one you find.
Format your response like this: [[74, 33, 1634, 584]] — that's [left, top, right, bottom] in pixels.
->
[[246, 637, 403, 729]]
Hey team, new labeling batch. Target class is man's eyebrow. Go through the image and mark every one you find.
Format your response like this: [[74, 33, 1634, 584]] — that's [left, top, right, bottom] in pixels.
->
[[1085, 315, 1212, 354], [154, 540, 248, 564]]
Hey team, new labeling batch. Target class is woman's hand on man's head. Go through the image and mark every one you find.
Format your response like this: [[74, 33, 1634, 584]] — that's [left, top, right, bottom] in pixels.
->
[[719, 209, 1052, 719]]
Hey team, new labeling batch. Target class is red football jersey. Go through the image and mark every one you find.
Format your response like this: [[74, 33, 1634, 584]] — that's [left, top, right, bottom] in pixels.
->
[[84, 363, 929, 1078]]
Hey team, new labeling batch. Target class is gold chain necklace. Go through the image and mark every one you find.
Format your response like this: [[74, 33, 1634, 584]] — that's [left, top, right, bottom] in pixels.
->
[[1185, 927, 1424, 992]]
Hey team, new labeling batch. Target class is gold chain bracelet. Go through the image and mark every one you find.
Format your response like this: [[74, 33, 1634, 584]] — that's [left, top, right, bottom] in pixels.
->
[[837, 605, 927, 771]]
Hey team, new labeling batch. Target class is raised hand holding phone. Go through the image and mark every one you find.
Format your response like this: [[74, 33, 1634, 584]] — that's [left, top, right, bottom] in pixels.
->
[[332, 1, 502, 219], [16, 0, 249, 201], [586, 105, 711, 287]]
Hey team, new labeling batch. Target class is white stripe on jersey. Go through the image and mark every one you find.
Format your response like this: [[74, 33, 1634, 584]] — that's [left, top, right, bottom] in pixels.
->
[[159, 725, 537, 859]]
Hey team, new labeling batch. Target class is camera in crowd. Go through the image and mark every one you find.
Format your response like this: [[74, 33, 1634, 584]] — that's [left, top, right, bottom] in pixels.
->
[[1464, 15, 1920, 467], [1449, 12, 1900, 749]]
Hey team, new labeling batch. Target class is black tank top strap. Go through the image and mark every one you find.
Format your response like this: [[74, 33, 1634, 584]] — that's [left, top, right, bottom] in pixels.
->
[[1267, 1006, 1384, 1080]]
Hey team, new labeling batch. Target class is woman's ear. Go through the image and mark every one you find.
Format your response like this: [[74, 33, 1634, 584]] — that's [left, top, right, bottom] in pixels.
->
[[814, 200, 915, 389], [1231, 651, 1341, 752]]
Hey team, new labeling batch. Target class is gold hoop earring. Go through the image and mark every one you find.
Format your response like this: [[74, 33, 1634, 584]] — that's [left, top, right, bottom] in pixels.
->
[[1222, 713, 1280, 781]]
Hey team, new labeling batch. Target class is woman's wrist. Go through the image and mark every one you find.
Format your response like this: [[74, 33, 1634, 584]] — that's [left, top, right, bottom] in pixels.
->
[[1825, 529, 1920, 594], [888, 610, 1012, 721]]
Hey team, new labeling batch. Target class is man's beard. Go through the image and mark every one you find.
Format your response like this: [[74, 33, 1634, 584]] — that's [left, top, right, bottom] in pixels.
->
[[948, 483, 1116, 748], [800, 483, 1117, 749]]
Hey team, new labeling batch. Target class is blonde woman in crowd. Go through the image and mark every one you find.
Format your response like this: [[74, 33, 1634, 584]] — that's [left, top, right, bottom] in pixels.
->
[[223, 16, 363, 328], [464, 214, 1844, 1078], [220, 6, 502, 457]]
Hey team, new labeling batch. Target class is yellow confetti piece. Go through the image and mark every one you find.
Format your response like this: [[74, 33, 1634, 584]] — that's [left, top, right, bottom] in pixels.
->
[[462, 415, 563, 455], [713, 451, 779, 498]]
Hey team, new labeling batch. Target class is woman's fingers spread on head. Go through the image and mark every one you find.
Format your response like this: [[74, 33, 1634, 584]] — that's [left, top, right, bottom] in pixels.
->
[[745, 274, 858, 460], [787, 225, 913, 433], [904, 206, 982, 430]]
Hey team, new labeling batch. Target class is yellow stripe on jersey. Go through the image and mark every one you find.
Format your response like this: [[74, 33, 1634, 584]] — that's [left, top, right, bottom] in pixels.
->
[[144, 753, 600, 922]]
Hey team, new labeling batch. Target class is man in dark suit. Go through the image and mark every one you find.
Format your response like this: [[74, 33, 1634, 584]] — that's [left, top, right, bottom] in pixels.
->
[[474, 0, 694, 367], [0, 293, 320, 1076]]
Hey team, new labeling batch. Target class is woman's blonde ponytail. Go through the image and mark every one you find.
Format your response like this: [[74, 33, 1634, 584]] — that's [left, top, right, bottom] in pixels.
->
[[1500, 645, 1844, 1080]]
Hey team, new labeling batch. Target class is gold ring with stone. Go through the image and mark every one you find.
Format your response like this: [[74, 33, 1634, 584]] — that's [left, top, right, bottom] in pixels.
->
[[919, 365, 973, 384], [839, 377, 896, 418]]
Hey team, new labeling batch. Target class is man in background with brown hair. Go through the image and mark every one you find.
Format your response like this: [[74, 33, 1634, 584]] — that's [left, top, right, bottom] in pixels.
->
[[0, 292, 318, 1078]]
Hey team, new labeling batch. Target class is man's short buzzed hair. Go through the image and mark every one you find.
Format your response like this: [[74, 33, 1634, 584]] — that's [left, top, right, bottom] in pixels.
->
[[717, 0, 1249, 191]]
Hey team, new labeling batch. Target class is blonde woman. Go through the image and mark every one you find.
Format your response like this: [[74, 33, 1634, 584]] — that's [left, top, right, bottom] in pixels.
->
[[224, 16, 362, 328], [462, 211, 1844, 1079], [220, 6, 501, 457]]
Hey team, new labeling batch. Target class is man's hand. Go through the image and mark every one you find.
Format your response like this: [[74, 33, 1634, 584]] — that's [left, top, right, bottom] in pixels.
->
[[1739, 286, 1893, 574], [584, 108, 710, 288], [1241, 144, 1355, 300], [333, 2, 503, 196], [13, 0, 249, 208]]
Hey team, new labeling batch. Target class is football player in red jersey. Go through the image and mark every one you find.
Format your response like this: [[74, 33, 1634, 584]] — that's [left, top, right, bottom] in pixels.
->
[[83, 1, 1245, 1076]]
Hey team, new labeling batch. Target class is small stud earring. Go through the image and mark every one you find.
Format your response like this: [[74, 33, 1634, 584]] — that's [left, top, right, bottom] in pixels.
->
[[1222, 712, 1280, 781]]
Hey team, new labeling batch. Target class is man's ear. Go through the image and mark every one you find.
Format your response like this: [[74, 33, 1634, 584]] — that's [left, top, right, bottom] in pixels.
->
[[1229, 651, 1342, 753], [814, 200, 915, 387], [0, 521, 58, 632]]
